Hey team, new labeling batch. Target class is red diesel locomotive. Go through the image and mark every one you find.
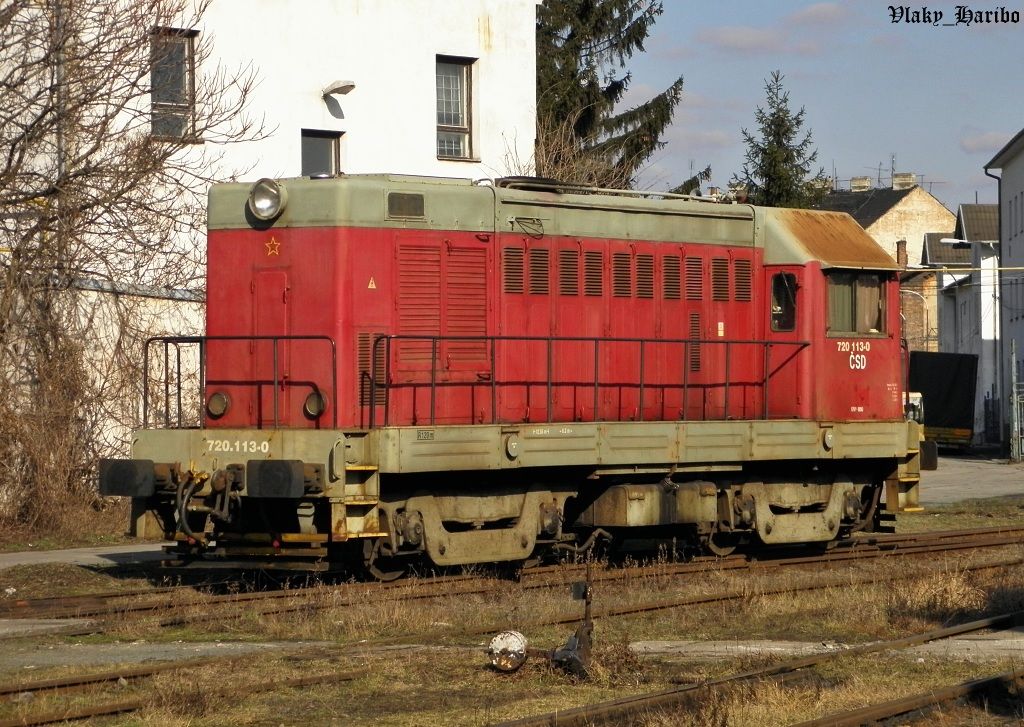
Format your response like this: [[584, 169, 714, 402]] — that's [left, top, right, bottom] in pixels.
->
[[100, 175, 927, 575]]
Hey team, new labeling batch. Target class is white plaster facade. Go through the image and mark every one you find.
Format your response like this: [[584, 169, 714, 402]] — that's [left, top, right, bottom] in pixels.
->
[[939, 244, 1000, 443], [81, 0, 540, 459], [987, 128, 1024, 449], [198, 0, 540, 181]]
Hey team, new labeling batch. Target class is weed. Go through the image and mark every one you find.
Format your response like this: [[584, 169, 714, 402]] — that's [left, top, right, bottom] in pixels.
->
[[885, 568, 987, 625]]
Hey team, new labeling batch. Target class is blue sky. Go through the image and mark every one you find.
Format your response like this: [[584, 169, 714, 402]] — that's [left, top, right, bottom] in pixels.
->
[[622, 1, 1022, 210]]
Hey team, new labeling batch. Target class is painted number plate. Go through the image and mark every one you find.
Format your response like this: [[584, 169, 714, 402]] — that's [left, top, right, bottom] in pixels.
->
[[206, 439, 271, 454], [836, 340, 870, 370]]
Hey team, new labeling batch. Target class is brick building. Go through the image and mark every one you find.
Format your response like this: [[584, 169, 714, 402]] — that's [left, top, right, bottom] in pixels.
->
[[817, 177, 955, 355]]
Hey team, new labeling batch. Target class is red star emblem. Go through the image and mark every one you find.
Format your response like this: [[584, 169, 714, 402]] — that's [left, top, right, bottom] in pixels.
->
[[265, 237, 280, 256]]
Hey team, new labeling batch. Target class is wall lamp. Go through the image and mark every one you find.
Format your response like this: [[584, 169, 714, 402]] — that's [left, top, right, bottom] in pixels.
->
[[322, 80, 356, 98]]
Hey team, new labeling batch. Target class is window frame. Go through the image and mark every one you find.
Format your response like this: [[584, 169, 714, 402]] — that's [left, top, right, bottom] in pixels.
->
[[435, 55, 474, 161], [301, 129, 343, 177], [770, 272, 797, 332], [150, 27, 199, 141], [825, 271, 888, 336]]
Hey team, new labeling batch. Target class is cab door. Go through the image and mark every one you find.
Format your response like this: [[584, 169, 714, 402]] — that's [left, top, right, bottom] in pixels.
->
[[253, 269, 290, 426], [764, 267, 808, 418]]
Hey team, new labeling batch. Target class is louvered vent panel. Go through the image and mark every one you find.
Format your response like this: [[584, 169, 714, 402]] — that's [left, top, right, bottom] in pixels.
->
[[503, 247, 524, 294], [734, 259, 752, 302], [636, 254, 654, 299], [663, 256, 681, 300], [398, 245, 441, 361], [559, 249, 579, 296], [612, 252, 631, 298], [529, 248, 550, 294], [447, 247, 487, 359], [584, 251, 603, 296], [357, 332, 386, 405], [685, 257, 703, 300], [711, 258, 729, 301], [688, 313, 702, 372]]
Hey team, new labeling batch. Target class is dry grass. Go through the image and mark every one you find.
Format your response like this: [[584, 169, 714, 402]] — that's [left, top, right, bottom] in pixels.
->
[[897, 495, 1024, 533], [18, 552, 1004, 725], [0, 562, 155, 600], [885, 567, 988, 625], [0, 503, 131, 553], [2, 531, 1024, 725]]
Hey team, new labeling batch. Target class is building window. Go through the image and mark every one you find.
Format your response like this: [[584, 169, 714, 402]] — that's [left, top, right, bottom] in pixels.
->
[[301, 130, 342, 177], [151, 28, 197, 139], [827, 272, 886, 334], [436, 56, 473, 159]]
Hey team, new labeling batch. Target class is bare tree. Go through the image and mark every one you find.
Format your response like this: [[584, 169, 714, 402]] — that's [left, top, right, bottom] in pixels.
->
[[531, 110, 636, 189], [0, 0, 265, 532]]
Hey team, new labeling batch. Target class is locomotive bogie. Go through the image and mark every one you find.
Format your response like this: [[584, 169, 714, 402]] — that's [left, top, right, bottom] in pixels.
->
[[573, 478, 871, 543]]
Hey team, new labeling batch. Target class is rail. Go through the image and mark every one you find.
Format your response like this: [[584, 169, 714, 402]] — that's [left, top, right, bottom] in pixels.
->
[[143, 335, 338, 429], [369, 335, 808, 428]]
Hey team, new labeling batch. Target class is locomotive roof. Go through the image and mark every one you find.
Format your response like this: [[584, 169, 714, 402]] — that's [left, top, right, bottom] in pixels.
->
[[209, 175, 899, 271]]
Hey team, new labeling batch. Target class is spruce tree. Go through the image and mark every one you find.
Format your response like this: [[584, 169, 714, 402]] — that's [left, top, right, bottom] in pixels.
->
[[535, 0, 685, 188], [736, 71, 827, 208]]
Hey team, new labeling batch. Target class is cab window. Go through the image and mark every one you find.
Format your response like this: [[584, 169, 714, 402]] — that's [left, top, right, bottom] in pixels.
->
[[827, 272, 885, 334], [771, 273, 797, 331]]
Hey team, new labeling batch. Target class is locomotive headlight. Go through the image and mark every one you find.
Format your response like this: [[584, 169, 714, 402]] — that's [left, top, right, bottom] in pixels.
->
[[207, 391, 230, 419], [303, 391, 327, 418], [247, 178, 288, 221]]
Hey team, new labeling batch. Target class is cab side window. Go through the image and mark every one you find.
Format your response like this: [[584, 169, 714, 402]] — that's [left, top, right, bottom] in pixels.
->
[[827, 272, 885, 334], [771, 273, 797, 331]]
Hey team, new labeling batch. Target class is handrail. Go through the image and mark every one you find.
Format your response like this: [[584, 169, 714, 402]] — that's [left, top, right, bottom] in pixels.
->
[[368, 334, 809, 428], [495, 177, 704, 202], [143, 335, 338, 429]]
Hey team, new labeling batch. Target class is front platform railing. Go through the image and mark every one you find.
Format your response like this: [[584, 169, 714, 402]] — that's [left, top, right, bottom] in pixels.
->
[[143, 335, 338, 428]]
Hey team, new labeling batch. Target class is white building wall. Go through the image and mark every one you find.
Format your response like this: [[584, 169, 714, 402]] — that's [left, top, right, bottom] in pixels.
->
[[976, 247, 1001, 442], [199, 0, 539, 181], [940, 247, 999, 444], [1000, 152, 1024, 400], [78, 287, 205, 455]]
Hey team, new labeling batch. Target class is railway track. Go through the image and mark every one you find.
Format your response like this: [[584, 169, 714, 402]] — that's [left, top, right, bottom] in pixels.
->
[[793, 667, 1024, 726], [1, 526, 1022, 725], [0, 653, 356, 727], [2, 526, 1021, 643], [214, 526, 1024, 638], [487, 609, 1024, 727]]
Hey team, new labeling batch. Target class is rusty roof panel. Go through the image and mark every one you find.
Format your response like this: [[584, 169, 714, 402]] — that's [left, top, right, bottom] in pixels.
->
[[763, 208, 900, 270]]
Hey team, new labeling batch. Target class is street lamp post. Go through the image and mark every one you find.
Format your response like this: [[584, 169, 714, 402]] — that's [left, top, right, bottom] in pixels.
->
[[899, 288, 931, 351]]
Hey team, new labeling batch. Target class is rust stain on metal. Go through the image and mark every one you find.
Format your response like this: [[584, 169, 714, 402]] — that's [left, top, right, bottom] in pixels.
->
[[776, 209, 899, 269]]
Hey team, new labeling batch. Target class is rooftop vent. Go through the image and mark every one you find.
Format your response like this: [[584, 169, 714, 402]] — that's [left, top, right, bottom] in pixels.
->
[[892, 172, 917, 190], [850, 176, 872, 192]]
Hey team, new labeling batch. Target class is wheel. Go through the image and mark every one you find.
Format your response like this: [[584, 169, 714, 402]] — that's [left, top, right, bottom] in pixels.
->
[[702, 529, 738, 557], [363, 538, 407, 582]]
